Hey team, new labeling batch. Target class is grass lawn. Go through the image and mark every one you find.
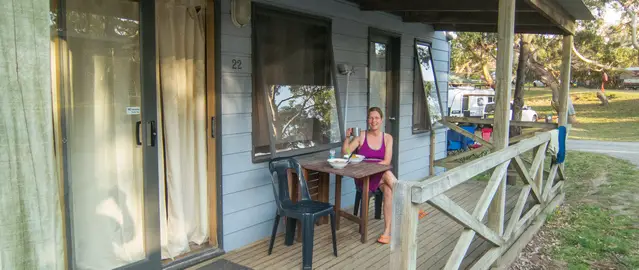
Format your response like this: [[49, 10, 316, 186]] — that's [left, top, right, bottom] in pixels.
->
[[541, 152, 639, 269], [523, 87, 639, 142]]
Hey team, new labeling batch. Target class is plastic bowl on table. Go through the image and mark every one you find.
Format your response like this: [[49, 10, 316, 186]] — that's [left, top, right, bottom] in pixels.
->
[[327, 158, 349, 169]]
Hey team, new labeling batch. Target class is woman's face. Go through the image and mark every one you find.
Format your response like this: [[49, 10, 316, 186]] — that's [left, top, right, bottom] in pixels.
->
[[367, 111, 383, 131]]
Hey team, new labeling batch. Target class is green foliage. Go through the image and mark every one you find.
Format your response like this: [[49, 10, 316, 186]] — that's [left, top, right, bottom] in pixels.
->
[[451, 0, 639, 88], [450, 32, 498, 81], [552, 206, 639, 269], [525, 88, 639, 141], [546, 151, 639, 269]]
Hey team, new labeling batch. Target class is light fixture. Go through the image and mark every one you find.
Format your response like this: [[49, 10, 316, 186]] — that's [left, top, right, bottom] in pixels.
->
[[231, 0, 251, 28], [445, 31, 457, 41]]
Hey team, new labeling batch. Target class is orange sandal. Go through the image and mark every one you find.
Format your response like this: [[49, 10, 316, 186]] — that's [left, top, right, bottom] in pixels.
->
[[418, 210, 429, 220], [377, 234, 390, 244]]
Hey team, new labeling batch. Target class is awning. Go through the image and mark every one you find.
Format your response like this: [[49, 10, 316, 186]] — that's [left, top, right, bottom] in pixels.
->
[[352, 0, 594, 35]]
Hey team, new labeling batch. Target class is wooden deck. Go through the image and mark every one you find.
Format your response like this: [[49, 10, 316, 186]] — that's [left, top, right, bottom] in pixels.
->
[[192, 181, 525, 270]]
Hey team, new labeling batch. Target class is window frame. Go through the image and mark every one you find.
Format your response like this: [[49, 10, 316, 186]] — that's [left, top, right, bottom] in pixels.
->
[[251, 4, 345, 163], [412, 39, 445, 134]]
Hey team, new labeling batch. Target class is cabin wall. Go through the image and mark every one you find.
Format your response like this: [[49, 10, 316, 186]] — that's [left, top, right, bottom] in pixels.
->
[[219, 0, 449, 251]]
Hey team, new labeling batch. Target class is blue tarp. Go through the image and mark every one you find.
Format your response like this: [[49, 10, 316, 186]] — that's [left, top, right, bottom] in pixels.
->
[[447, 125, 476, 151]]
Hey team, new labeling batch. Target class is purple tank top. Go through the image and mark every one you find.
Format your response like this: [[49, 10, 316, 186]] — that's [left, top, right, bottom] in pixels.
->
[[355, 132, 386, 192], [358, 132, 385, 162]]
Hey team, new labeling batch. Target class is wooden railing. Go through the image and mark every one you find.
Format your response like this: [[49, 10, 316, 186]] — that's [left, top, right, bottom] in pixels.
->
[[434, 117, 559, 170], [390, 131, 566, 269]]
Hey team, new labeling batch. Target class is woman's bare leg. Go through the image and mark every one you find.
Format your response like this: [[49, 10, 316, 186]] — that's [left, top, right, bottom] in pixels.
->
[[380, 170, 397, 236]]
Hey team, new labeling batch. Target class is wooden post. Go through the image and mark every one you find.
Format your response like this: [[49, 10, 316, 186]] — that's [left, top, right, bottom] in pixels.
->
[[559, 35, 573, 126], [205, 0, 219, 247], [488, 0, 516, 237], [390, 181, 418, 270]]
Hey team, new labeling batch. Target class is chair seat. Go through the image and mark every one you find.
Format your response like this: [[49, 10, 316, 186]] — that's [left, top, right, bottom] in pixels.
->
[[282, 200, 334, 218]]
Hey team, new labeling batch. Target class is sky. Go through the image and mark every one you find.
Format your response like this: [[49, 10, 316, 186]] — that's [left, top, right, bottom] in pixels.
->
[[603, 3, 623, 25]]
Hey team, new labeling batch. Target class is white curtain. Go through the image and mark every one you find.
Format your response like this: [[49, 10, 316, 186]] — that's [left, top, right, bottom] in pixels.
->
[[61, 0, 146, 268], [156, 0, 209, 260], [0, 0, 64, 269]]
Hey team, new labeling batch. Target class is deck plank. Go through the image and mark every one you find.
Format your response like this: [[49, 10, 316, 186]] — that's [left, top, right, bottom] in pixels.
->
[[196, 181, 528, 270]]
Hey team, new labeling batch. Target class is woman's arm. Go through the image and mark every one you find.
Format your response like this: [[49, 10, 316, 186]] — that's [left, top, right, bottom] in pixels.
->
[[341, 129, 362, 156], [379, 134, 393, 165]]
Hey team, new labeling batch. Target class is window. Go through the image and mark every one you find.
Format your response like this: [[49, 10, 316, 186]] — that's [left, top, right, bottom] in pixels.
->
[[412, 41, 444, 133], [252, 7, 342, 162]]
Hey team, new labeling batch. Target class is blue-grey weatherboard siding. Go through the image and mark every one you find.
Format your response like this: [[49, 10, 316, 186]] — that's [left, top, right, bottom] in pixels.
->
[[219, 0, 450, 251]]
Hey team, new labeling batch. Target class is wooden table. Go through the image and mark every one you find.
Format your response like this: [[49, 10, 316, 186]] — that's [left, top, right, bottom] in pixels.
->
[[296, 154, 392, 243]]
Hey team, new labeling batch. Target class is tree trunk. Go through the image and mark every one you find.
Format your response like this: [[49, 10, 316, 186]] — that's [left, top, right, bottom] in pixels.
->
[[511, 35, 531, 137], [507, 35, 531, 186], [482, 64, 495, 87]]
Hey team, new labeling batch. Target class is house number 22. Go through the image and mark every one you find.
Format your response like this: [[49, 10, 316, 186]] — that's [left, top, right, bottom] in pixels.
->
[[232, 59, 242, 70]]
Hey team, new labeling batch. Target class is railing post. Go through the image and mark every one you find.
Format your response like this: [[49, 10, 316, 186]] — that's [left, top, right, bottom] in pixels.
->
[[390, 181, 418, 270], [559, 35, 573, 127], [488, 0, 517, 237]]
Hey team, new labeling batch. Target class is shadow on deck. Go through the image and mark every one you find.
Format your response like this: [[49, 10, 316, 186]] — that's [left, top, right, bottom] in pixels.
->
[[192, 181, 527, 270]]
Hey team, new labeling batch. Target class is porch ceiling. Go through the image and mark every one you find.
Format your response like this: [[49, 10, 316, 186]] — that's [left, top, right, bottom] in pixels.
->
[[352, 0, 594, 35]]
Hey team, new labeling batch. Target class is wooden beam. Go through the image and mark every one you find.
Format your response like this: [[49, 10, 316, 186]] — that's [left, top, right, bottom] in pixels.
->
[[434, 146, 490, 167], [504, 185, 531, 238], [359, 0, 535, 12], [403, 11, 553, 26], [443, 121, 494, 149], [445, 161, 515, 270], [470, 247, 503, 270], [558, 35, 573, 125], [432, 24, 565, 34], [543, 164, 559, 202], [529, 142, 548, 180], [390, 181, 418, 270], [429, 194, 505, 246], [445, 116, 558, 129], [206, 0, 219, 247], [512, 156, 543, 203], [445, 230, 477, 270], [558, 163, 567, 180], [490, 192, 565, 269], [489, 0, 517, 237], [550, 181, 564, 198], [514, 205, 541, 236], [525, 0, 576, 34], [473, 162, 511, 219], [412, 132, 551, 204]]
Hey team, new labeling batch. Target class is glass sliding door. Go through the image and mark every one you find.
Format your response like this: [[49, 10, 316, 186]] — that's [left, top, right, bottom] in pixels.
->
[[53, 0, 160, 269], [368, 31, 400, 174]]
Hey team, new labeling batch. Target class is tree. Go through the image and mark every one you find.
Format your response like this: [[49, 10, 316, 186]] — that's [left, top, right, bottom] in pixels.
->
[[450, 33, 498, 86], [267, 84, 338, 150], [512, 34, 533, 136], [450, 0, 639, 119]]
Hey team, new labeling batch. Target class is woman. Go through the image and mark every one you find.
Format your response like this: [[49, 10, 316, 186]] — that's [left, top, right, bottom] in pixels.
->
[[342, 107, 427, 244]]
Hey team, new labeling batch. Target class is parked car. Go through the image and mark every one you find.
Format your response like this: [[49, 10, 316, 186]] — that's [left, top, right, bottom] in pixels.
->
[[483, 101, 538, 122], [532, 80, 545, 87], [621, 67, 639, 90]]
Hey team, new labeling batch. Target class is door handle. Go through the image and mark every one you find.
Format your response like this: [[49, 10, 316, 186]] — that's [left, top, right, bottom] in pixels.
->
[[146, 121, 157, 147], [389, 117, 397, 121], [135, 121, 142, 146], [211, 116, 216, 138]]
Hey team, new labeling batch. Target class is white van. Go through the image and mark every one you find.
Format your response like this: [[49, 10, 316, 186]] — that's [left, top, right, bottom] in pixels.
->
[[447, 87, 495, 118], [448, 86, 538, 122]]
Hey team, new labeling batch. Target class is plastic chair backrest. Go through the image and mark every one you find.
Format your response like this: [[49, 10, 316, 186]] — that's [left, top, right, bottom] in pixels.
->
[[268, 158, 312, 211]]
